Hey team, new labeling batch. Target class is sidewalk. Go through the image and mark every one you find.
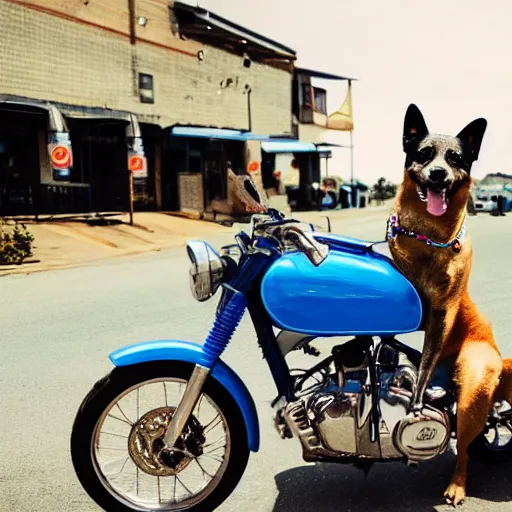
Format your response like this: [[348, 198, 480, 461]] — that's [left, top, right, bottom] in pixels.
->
[[0, 203, 393, 277], [0, 213, 231, 277]]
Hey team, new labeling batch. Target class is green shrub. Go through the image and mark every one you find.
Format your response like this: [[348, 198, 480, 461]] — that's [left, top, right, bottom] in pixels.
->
[[0, 221, 35, 265]]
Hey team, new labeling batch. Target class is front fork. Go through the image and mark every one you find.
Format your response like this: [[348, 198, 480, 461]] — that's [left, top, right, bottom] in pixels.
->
[[163, 365, 211, 447], [163, 288, 247, 448], [163, 250, 270, 449]]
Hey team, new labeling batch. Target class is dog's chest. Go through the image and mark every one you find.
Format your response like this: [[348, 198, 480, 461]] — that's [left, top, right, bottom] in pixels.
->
[[389, 237, 463, 301]]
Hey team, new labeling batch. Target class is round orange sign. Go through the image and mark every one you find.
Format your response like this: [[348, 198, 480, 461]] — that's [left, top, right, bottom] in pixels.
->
[[129, 155, 145, 172], [247, 161, 260, 173], [51, 146, 72, 169]]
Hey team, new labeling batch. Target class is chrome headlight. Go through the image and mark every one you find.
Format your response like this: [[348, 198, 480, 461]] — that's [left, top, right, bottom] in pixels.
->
[[186, 240, 225, 302]]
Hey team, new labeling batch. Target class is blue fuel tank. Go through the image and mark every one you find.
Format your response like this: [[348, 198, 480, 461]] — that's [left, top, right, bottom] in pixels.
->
[[260, 239, 423, 337]]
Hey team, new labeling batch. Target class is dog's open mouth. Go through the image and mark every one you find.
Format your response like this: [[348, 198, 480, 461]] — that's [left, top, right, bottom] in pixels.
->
[[416, 185, 450, 217]]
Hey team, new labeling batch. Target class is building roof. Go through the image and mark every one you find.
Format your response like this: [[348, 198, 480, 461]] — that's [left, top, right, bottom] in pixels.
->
[[172, 2, 296, 62], [295, 67, 357, 81]]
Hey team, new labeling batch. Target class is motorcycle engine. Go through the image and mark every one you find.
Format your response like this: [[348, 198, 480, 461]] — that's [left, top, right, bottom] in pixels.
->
[[281, 337, 451, 463]]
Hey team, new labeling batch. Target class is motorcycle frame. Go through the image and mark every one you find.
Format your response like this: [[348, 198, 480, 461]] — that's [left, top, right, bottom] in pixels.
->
[[165, 250, 395, 453], [112, 235, 456, 457]]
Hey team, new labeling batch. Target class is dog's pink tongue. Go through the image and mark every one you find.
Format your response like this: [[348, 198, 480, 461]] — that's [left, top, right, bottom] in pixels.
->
[[426, 189, 447, 216]]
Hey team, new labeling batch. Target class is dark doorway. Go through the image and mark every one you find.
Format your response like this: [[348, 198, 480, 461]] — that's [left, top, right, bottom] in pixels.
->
[[67, 118, 129, 212], [160, 133, 246, 214], [204, 140, 227, 212], [261, 151, 277, 190], [140, 123, 162, 210], [295, 151, 320, 210], [0, 107, 46, 215], [161, 136, 187, 211]]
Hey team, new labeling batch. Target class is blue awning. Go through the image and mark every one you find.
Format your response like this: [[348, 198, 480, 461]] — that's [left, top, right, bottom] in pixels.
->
[[170, 126, 268, 141], [261, 140, 317, 153]]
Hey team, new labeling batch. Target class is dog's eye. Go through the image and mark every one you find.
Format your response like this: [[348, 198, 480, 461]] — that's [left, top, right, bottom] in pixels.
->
[[416, 146, 435, 164], [446, 150, 463, 168]]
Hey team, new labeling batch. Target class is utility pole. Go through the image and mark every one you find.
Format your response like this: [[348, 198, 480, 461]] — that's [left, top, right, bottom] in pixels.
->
[[128, 171, 134, 226]]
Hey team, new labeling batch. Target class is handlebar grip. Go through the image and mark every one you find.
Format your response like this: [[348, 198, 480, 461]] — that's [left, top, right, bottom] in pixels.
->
[[281, 225, 329, 267]]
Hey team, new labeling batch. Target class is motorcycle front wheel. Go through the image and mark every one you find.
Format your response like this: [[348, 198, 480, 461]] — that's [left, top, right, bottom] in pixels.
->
[[71, 361, 250, 511]]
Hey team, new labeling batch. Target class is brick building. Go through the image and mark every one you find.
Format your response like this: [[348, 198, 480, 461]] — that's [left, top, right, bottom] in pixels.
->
[[0, 0, 296, 216]]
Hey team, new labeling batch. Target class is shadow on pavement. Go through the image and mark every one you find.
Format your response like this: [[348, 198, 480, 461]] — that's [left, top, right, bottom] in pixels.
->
[[273, 453, 512, 512]]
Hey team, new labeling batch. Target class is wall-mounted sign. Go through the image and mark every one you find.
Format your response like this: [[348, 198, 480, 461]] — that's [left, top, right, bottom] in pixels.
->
[[51, 146, 72, 169], [48, 132, 73, 180], [247, 160, 260, 174], [128, 136, 148, 178], [128, 154, 148, 178]]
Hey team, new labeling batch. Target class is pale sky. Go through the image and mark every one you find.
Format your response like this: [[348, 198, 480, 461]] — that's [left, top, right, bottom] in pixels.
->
[[189, 0, 512, 185]]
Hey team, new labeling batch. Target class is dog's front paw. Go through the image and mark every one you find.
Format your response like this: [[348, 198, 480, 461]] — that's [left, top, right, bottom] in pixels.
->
[[444, 482, 466, 507]]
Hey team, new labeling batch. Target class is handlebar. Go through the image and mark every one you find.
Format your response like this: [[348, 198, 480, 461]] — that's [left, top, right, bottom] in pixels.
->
[[250, 209, 329, 267], [281, 225, 329, 267]]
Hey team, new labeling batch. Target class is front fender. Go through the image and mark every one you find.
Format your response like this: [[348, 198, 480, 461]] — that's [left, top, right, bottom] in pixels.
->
[[109, 340, 260, 452]]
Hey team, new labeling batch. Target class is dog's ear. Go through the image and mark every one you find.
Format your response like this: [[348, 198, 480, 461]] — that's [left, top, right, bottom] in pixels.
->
[[403, 104, 429, 153], [457, 118, 487, 163]]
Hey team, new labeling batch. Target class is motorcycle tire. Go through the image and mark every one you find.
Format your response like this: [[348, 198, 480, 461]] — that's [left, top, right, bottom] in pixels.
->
[[467, 429, 512, 464], [71, 360, 250, 512]]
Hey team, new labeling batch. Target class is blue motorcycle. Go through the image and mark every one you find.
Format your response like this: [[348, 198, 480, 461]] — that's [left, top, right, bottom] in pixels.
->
[[71, 208, 512, 511]]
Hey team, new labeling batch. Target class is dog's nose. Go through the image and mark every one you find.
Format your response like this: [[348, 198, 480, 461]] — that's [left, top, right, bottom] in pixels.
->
[[429, 168, 448, 183]]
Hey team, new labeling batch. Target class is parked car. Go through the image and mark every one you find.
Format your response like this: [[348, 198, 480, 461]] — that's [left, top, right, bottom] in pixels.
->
[[474, 194, 496, 213], [474, 185, 512, 214]]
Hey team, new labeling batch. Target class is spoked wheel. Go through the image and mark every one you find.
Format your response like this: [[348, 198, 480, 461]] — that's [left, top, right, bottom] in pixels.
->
[[468, 401, 512, 464], [71, 361, 249, 511]]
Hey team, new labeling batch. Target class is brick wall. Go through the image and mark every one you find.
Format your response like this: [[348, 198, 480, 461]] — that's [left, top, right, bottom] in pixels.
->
[[0, 0, 292, 135]]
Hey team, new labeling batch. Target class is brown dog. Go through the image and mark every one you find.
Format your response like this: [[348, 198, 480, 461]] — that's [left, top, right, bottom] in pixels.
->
[[389, 104, 512, 506]]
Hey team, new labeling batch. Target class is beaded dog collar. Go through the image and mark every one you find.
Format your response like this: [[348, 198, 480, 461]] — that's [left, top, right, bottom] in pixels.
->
[[386, 212, 467, 253]]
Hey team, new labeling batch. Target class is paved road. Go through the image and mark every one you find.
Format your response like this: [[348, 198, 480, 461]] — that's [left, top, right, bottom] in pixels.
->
[[2, 211, 512, 512]]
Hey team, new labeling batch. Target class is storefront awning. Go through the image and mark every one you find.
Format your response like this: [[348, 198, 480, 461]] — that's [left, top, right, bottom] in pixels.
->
[[59, 107, 141, 137], [170, 126, 268, 141], [0, 97, 68, 132], [261, 139, 337, 154], [261, 140, 317, 153]]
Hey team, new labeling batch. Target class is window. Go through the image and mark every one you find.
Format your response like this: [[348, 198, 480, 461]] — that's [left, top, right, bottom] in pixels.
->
[[139, 73, 154, 104], [313, 87, 327, 114]]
